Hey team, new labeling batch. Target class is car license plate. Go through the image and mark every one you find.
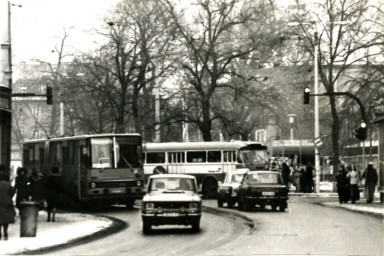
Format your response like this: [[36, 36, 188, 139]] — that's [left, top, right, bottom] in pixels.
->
[[110, 188, 125, 194], [262, 191, 275, 196], [163, 213, 179, 217]]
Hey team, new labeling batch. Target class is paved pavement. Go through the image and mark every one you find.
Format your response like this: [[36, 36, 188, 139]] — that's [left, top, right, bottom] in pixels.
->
[[0, 194, 382, 255]]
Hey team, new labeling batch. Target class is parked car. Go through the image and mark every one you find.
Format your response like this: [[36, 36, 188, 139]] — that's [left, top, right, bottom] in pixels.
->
[[237, 171, 289, 211], [217, 170, 248, 207], [141, 174, 202, 233]]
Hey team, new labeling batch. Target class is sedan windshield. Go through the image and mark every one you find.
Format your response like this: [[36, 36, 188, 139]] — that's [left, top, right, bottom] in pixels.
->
[[149, 178, 196, 192]]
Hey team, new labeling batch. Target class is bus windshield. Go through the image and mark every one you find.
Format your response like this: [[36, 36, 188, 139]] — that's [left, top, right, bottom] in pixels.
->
[[238, 149, 268, 165], [91, 137, 142, 169]]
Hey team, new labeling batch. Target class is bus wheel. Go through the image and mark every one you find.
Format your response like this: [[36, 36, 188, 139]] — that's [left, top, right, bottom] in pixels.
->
[[153, 166, 167, 174], [125, 199, 135, 209], [203, 178, 218, 199]]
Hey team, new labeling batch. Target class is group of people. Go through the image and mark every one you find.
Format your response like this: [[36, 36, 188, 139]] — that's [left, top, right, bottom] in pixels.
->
[[336, 162, 378, 204], [282, 162, 314, 193], [0, 165, 56, 241]]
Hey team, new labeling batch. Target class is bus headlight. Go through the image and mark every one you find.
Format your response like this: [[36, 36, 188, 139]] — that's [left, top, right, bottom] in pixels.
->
[[146, 203, 154, 209], [90, 182, 96, 188], [137, 180, 142, 187]]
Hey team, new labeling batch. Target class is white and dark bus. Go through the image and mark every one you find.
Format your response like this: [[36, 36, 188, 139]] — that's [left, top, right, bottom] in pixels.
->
[[143, 141, 269, 198], [22, 133, 144, 208]]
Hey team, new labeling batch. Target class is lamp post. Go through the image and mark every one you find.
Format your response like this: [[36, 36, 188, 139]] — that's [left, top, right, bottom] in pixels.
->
[[287, 114, 296, 140]]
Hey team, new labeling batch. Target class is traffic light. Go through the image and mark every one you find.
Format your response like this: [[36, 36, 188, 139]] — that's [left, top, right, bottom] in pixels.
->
[[353, 122, 367, 141], [303, 87, 310, 104], [46, 86, 53, 105]]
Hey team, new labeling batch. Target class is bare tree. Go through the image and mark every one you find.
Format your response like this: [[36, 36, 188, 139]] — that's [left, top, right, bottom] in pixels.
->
[[288, 0, 383, 171], [162, 0, 282, 141]]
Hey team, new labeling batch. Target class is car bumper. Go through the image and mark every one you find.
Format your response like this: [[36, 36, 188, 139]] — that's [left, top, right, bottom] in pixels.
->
[[245, 196, 288, 203], [142, 212, 201, 225]]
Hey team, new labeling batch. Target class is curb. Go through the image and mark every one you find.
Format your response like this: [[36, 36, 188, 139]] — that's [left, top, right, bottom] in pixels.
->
[[203, 205, 256, 232], [319, 202, 384, 219], [16, 215, 127, 255]]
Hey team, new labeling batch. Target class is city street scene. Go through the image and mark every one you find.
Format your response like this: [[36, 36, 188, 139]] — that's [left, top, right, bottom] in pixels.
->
[[0, 0, 383, 255]]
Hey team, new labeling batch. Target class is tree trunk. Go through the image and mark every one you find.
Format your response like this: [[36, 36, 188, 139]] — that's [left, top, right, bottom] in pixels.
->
[[200, 100, 212, 141], [330, 94, 341, 173]]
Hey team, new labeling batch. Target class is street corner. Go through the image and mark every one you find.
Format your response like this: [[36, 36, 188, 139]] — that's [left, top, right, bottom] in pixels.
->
[[321, 200, 384, 218], [0, 211, 117, 255]]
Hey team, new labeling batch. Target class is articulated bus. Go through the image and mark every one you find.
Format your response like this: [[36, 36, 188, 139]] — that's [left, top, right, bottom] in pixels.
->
[[143, 141, 269, 198], [22, 133, 145, 208]]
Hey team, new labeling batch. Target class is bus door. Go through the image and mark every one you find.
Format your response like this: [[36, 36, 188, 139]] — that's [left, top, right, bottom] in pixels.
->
[[79, 142, 90, 200], [168, 152, 185, 174], [223, 150, 236, 173]]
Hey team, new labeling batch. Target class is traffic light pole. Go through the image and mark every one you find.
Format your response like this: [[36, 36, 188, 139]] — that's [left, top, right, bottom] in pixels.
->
[[310, 91, 367, 123]]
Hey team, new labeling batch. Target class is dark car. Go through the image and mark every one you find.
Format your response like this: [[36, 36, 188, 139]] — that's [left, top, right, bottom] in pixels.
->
[[141, 174, 202, 233], [237, 171, 288, 211]]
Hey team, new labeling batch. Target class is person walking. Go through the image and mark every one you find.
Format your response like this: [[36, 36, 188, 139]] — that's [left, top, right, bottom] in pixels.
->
[[304, 162, 314, 193], [14, 167, 30, 214], [292, 164, 303, 192], [29, 170, 45, 209], [335, 164, 349, 204], [362, 162, 378, 203], [0, 165, 15, 240], [281, 162, 291, 187], [347, 165, 360, 204]]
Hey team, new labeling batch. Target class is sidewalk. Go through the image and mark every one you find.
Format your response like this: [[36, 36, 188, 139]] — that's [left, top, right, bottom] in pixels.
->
[[0, 211, 114, 255]]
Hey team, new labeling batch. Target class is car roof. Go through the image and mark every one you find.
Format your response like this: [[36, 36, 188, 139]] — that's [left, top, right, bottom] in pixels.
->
[[247, 171, 280, 175], [149, 174, 196, 179]]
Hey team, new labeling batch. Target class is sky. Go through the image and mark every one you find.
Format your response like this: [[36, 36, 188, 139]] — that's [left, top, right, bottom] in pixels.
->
[[8, 0, 120, 65]]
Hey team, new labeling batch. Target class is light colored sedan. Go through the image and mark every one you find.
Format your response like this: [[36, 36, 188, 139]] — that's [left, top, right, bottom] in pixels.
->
[[141, 174, 202, 233]]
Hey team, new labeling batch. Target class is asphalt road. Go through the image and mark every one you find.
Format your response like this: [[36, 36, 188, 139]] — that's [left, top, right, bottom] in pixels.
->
[[46, 197, 382, 256]]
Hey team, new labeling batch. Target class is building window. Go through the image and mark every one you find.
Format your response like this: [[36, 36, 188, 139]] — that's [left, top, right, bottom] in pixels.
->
[[255, 129, 266, 143]]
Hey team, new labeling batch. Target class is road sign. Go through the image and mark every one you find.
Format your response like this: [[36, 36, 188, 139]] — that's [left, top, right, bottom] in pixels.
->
[[313, 137, 323, 148]]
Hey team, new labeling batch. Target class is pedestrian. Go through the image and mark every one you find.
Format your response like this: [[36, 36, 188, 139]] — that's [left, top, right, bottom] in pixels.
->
[[292, 164, 303, 192], [0, 165, 15, 240], [304, 162, 314, 193], [281, 162, 291, 187], [14, 167, 30, 214], [347, 165, 360, 204], [361, 162, 378, 203], [29, 170, 45, 209], [335, 164, 349, 204], [44, 178, 57, 222]]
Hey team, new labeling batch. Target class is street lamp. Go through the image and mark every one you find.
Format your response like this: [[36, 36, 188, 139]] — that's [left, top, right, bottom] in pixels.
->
[[287, 114, 296, 140]]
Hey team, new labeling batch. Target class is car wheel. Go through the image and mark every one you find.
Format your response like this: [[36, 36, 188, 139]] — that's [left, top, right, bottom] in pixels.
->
[[143, 221, 152, 234], [245, 201, 253, 211], [125, 199, 135, 209], [227, 200, 235, 208], [279, 202, 287, 212], [238, 199, 244, 211], [203, 178, 218, 199], [192, 220, 200, 232], [217, 198, 224, 208]]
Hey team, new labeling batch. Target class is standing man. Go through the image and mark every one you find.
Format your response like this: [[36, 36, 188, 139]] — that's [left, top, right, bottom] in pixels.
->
[[305, 162, 314, 193], [362, 162, 378, 203]]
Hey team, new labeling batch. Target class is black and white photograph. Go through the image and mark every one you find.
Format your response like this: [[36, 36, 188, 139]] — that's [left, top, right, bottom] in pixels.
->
[[0, 0, 383, 255]]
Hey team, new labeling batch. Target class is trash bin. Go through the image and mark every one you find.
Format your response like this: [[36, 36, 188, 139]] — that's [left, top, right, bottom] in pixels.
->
[[20, 201, 40, 237]]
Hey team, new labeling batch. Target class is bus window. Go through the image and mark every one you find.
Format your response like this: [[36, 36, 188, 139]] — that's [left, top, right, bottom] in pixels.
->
[[168, 152, 185, 163], [146, 152, 166, 164], [91, 138, 113, 168], [187, 151, 206, 163], [223, 151, 236, 163], [208, 151, 221, 163], [115, 137, 141, 168]]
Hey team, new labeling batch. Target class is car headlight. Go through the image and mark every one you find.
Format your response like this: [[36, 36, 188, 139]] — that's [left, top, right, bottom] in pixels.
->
[[146, 203, 154, 209], [189, 202, 198, 210], [137, 180, 142, 187], [90, 182, 96, 188]]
